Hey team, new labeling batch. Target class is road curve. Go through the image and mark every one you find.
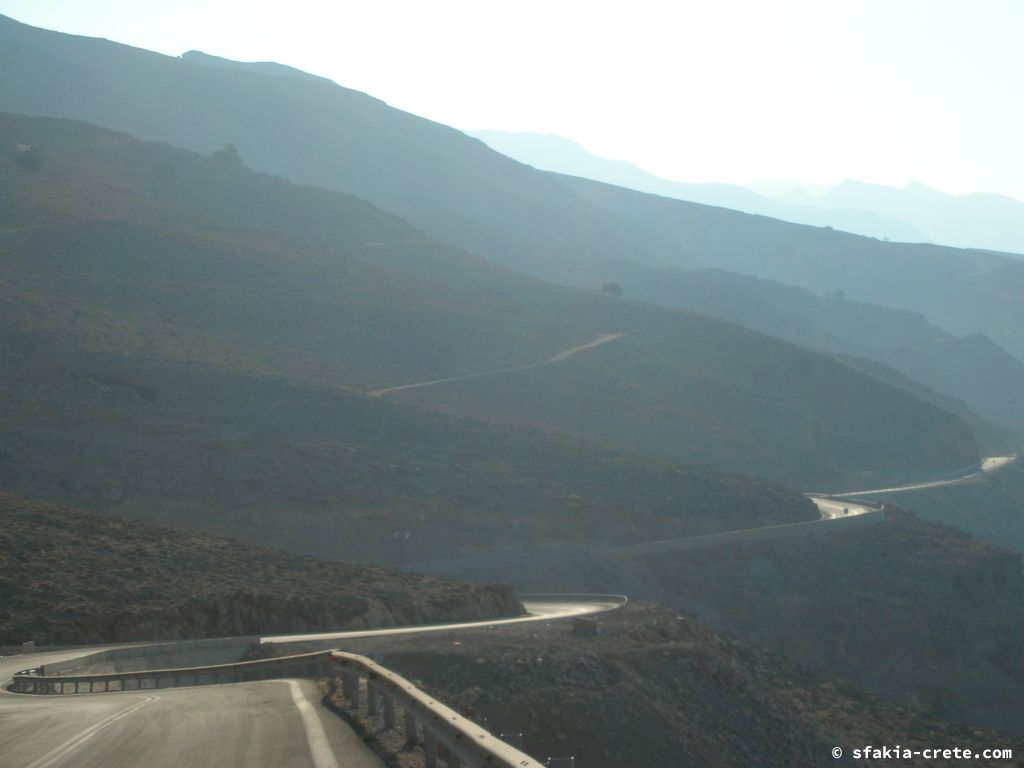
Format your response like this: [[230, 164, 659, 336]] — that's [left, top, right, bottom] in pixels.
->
[[808, 496, 879, 519], [412, 458, 1018, 577], [0, 596, 623, 768], [6, 454, 1014, 767], [829, 454, 1019, 498], [260, 595, 625, 645]]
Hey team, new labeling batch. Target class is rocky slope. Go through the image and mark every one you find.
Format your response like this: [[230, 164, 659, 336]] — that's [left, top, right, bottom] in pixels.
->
[[854, 460, 1024, 556], [0, 493, 523, 645], [318, 602, 1024, 768], [0, 112, 980, 495], [412, 510, 1024, 738]]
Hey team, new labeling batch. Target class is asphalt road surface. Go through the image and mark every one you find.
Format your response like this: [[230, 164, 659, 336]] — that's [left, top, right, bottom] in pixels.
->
[[830, 455, 1018, 498], [0, 676, 380, 768], [260, 597, 624, 645], [1, 598, 621, 768], [809, 496, 878, 519]]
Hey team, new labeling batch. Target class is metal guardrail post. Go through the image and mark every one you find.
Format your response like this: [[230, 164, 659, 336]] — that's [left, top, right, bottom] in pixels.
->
[[367, 681, 378, 715], [350, 673, 361, 709], [403, 706, 417, 746], [423, 729, 438, 768], [341, 671, 357, 704], [327, 651, 544, 767]]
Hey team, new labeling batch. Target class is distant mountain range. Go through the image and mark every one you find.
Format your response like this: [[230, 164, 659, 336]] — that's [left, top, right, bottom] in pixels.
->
[[472, 130, 1024, 257], [469, 130, 929, 243], [772, 179, 1024, 256]]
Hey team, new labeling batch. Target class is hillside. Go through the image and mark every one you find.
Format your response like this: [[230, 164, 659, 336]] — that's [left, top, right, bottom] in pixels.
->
[[845, 460, 1024, 557], [0, 112, 981, 493], [0, 493, 522, 645], [559, 174, 1024, 361], [292, 602, 1024, 768], [2, 13, 1021, 370], [614, 267, 1024, 437], [0, 113, 842, 562], [411, 510, 1024, 738]]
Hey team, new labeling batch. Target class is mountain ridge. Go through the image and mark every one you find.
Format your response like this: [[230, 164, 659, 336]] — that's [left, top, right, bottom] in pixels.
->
[[470, 129, 929, 243], [2, 12, 1021, 371]]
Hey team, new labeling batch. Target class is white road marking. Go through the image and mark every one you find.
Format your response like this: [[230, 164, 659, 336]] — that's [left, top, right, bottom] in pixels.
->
[[281, 680, 339, 768], [23, 696, 157, 768]]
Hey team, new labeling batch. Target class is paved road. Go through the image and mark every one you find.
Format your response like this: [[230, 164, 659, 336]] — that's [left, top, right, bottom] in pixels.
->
[[413, 458, 1019, 577], [0, 677, 378, 768], [829, 454, 1018, 498], [809, 496, 878, 519], [6, 454, 1014, 768], [1, 598, 620, 768], [367, 333, 624, 397], [260, 597, 624, 645]]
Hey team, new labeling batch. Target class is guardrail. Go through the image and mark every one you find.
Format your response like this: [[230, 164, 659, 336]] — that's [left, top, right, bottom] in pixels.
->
[[9, 650, 331, 694], [9, 647, 544, 767], [328, 650, 541, 768]]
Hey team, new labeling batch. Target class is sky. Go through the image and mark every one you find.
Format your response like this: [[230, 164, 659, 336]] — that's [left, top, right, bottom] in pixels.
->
[[2, 0, 1022, 199]]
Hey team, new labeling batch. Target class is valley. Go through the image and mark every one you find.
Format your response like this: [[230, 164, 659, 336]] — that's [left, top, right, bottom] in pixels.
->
[[0, 8, 1021, 767]]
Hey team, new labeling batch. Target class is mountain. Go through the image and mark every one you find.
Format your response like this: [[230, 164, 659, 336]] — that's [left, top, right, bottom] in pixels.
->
[[774, 179, 1024, 257], [0, 111, 848, 568], [0, 492, 522, 645], [556, 174, 1024, 362], [4, 113, 843, 563], [179, 50, 332, 83], [1, 13, 1022, 374], [616, 268, 1024, 438], [470, 130, 928, 242], [0, 113, 984, 503]]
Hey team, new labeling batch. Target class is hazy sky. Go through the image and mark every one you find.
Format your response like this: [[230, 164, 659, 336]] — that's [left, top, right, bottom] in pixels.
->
[[2, 0, 1022, 199]]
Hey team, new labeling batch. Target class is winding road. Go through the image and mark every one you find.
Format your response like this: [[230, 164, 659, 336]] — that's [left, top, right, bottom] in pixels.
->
[[0, 597, 622, 768], [825, 455, 1018, 498], [3, 453, 1017, 768], [367, 333, 624, 397]]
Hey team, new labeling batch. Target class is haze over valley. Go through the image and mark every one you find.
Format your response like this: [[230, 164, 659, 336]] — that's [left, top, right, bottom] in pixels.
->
[[1, 5, 1022, 767]]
